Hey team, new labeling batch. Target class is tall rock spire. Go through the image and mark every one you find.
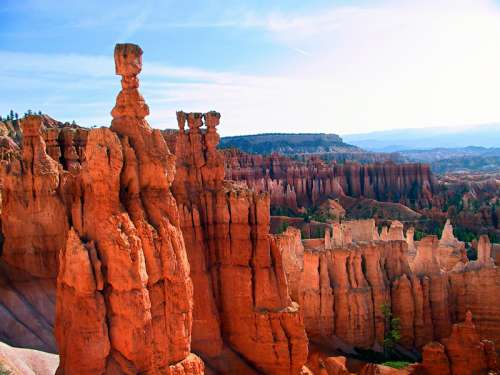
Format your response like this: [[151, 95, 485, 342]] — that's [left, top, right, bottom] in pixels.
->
[[55, 44, 204, 375], [111, 43, 150, 133]]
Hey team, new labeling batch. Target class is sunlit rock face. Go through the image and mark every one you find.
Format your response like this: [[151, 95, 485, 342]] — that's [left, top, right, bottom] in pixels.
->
[[276, 219, 500, 356], [1, 41, 500, 375], [1, 44, 204, 374], [168, 110, 308, 375], [0, 115, 66, 353], [56, 43, 203, 375]]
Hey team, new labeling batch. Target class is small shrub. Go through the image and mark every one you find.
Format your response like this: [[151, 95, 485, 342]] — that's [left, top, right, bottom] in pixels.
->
[[382, 361, 410, 369]]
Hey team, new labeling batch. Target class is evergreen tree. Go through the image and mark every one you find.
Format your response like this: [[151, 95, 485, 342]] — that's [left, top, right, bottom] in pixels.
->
[[14, 113, 18, 120], [9, 109, 14, 119], [382, 304, 401, 358]]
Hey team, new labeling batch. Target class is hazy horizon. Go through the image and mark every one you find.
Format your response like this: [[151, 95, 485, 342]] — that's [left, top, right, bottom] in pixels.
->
[[3, 0, 500, 136]]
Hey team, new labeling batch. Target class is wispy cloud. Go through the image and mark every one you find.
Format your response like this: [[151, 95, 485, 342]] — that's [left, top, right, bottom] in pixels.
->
[[3, 0, 500, 139]]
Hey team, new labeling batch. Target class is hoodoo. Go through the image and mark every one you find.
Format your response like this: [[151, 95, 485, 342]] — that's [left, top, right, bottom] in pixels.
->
[[57, 43, 203, 375], [167, 111, 309, 374]]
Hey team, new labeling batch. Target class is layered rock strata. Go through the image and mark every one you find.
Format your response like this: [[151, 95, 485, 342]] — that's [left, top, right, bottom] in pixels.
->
[[224, 149, 436, 210], [1, 44, 204, 374], [0, 116, 66, 353], [421, 312, 498, 375], [169, 111, 308, 374], [277, 218, 500, 354]]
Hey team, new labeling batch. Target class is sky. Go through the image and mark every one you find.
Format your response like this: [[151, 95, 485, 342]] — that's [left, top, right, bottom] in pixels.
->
[[2, 0, 500, 136]]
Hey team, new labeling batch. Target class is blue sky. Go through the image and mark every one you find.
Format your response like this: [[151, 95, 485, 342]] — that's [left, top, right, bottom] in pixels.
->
[[2, 0, 500, 135]]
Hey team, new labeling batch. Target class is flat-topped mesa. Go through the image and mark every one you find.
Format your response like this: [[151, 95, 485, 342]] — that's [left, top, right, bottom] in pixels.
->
[[111, 43, 150, 132]]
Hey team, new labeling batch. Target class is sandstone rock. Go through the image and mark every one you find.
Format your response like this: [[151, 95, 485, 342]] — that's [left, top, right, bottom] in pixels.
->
[[171, 111, 308, 374], [387, 221, 404, 241], [421, 312, 498, 375], [436, 220, 467, 271], [421, 341, 450, 375], [0, 115, 67, 278], [0, 115, 65, 353], [342, 219, 377, 242], [54, 43, 203, 375], [0, 340, 58, 375], [223, 150, 436, 211]]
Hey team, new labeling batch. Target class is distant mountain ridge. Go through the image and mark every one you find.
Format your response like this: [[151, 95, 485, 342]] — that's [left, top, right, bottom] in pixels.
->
[[343, 123, 500, 151], [220, 132, 359, 154], [399, 146, 500, 173]]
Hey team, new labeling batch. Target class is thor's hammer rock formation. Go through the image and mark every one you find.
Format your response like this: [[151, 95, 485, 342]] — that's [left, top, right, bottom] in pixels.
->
[[55, 44, 204, 374]]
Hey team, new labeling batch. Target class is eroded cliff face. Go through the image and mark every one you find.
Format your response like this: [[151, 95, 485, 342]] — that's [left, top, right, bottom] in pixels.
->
[[421, 311, 498, 375], [223, 150, 436, 211], [168, 111, 308, 375], [55, 43, 203, 375], [0, 116, 66, 353], [1, 42, 499, 375], [1, 44, 203, 375], [274, 218, 500, 358]]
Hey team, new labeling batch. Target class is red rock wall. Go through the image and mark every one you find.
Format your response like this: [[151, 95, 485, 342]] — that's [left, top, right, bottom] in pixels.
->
[[1, 44, 204, 375], [0, 116, 66, 353], [276, 230, 455, 350], [421, 312, 498, 375], [224, 149, 436, 210], [170, 111, 308, 374]]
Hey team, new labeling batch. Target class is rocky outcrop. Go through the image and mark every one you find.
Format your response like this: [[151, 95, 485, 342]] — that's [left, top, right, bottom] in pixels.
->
[[0, 340, 59, 375], [0, 44, 204, 374], [421, 312, 498, 375], [277, 222, 459, 351], [0, 116, 66, 353], [224, 150, 436, 210], [169, 111, 308, 374], [0, 116, 67, 279], [437, 220, 467, 271], [55, 43, 203, 375]]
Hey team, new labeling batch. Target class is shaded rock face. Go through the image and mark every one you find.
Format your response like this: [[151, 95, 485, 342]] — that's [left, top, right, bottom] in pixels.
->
[[223, 149, 436, 211], [421, 312, 498, 375], [0, 116, 66, 353], [169, 111, 308, 374]]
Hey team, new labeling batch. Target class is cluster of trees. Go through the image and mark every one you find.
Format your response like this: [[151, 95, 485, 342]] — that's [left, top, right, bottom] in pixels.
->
[[0, 109, 43, 121]]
